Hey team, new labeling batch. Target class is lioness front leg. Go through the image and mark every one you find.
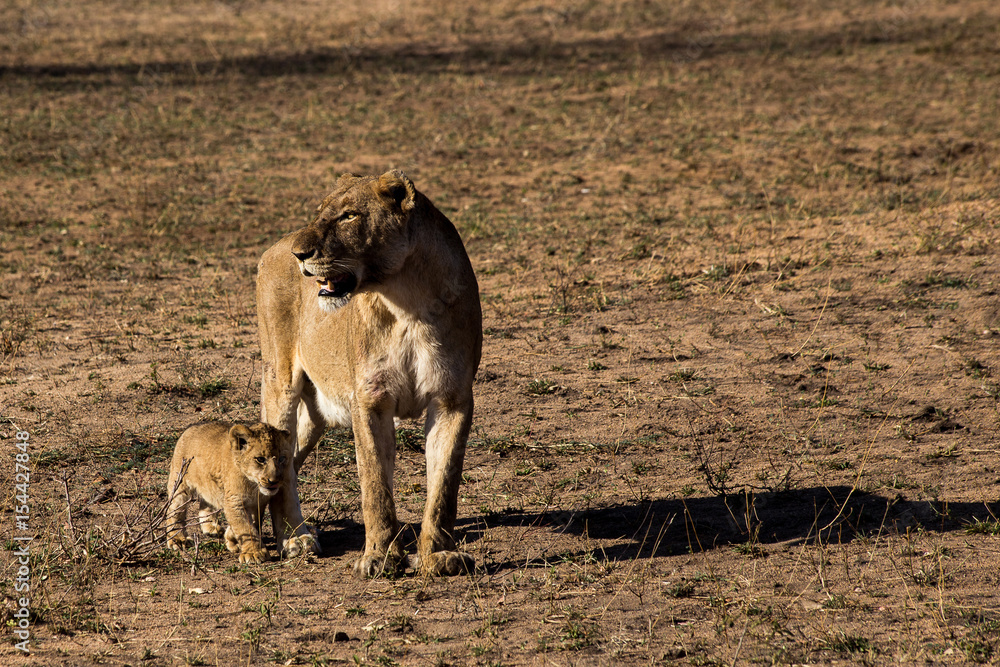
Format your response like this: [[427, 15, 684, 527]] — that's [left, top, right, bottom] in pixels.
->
[[352, 404, 406, 577], [261, 362, 322, 556], [415, 399, 475, 576], [270, 473, 321, 558]]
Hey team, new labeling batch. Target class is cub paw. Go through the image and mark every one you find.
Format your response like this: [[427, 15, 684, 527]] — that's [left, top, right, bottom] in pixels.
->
[[167, 534, 192, 551], [239, 546, 269, 564], [283, 533, 321, 558], [224, 526, 239, 553], [419, 550, 474, 576], [199, 520, 224, 537]]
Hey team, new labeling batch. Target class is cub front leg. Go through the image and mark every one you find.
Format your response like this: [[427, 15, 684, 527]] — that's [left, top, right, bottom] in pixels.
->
[[224, 495, 268, 564], [415, 398, 475, 576], [352, 404, 405, 577]]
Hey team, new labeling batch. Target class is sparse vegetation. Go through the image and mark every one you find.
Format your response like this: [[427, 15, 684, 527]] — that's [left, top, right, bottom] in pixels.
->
[[2, 0, 1000, 664]]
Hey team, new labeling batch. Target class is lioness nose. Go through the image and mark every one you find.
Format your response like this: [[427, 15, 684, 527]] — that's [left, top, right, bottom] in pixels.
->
[[292, 249, 315, 262]]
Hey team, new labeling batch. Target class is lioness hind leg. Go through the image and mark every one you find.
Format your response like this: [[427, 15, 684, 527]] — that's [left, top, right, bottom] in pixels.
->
[[417, 399, 474, 575]]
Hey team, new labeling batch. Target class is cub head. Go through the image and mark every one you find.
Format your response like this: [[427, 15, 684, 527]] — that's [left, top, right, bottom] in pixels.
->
[[229, 423, 292, 497], [290, 170, 419, 312]]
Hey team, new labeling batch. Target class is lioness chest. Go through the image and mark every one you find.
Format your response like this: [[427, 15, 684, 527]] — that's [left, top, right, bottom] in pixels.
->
[[298, 296, 449, 427]]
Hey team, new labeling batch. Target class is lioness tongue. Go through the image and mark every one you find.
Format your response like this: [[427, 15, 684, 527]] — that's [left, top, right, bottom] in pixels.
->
[[322, 275, 350, 289]]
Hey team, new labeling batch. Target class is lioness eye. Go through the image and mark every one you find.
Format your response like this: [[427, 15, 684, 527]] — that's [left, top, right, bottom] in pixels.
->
[[255, 457, 266, 465], [278, 456, 287, 464]]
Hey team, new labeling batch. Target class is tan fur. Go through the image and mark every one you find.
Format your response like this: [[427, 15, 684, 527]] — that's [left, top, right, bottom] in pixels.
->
[[257, 170, 482, 577], [166, 422, 320, 563]]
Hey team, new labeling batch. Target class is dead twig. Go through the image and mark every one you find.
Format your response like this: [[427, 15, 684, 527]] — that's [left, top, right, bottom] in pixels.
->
[[112, 458, 196, 564], [61, 472, 77, 545]]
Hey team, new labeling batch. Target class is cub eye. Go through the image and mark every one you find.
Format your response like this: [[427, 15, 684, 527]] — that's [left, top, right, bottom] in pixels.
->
[[255, 457, 266, 465]]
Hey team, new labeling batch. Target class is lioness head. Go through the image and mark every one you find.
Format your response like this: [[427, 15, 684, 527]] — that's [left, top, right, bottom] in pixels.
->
[[291, 170, 418, 312], [229, 423, 292, 497]]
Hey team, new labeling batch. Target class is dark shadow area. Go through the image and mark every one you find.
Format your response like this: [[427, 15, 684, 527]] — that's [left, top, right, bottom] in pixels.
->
[[456, 486, 1000, 573], [1, 14, 992, 88], [305, 486, 1000, 573], [304, 517, 362, 560]]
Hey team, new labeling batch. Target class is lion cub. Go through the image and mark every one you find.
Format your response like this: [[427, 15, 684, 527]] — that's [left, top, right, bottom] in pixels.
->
[[166, 422, 303, 563]]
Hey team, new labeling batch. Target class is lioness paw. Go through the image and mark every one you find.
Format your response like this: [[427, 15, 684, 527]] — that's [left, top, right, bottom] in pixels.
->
[[239, 546, 269, 564], [283, 533, 321, 558], [418, 550, 474, 576], [352, 553, 404, 578]]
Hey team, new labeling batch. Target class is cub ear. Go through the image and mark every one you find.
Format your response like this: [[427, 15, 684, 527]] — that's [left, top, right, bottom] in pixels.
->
[[229, 425, 251, 451], [261, 424, 293, 446], [273, 427, 293, 447], [378, 170, 416, 212]]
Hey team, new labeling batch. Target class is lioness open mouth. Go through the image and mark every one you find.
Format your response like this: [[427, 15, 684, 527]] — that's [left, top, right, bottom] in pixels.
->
[[317, 273, 358, 299]]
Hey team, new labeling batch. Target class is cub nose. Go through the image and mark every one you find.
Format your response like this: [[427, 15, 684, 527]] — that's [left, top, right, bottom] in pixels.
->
[[292, 249, 315, 262]]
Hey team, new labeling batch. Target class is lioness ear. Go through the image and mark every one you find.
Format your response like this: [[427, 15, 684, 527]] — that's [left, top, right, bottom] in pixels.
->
[[229, 425, 251, 451], [378, 170, 416, 212]]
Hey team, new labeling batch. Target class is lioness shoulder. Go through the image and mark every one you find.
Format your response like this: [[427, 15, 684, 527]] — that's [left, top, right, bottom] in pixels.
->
[[166, 422, 303, 563]]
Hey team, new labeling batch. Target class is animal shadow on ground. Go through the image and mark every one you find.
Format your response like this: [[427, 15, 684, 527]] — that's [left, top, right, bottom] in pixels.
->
[[304, 487, 999, 571], [2, 19, 952, 86], [455, 487, 1000, 573]]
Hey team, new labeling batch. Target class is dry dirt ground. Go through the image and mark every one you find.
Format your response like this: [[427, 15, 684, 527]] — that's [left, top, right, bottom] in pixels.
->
[[3, 0, 1000, 664]]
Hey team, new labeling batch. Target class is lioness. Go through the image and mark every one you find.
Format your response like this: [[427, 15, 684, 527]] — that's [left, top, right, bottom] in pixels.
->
[[166, 422, 320, 563], [257, 170, 482, 576]]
